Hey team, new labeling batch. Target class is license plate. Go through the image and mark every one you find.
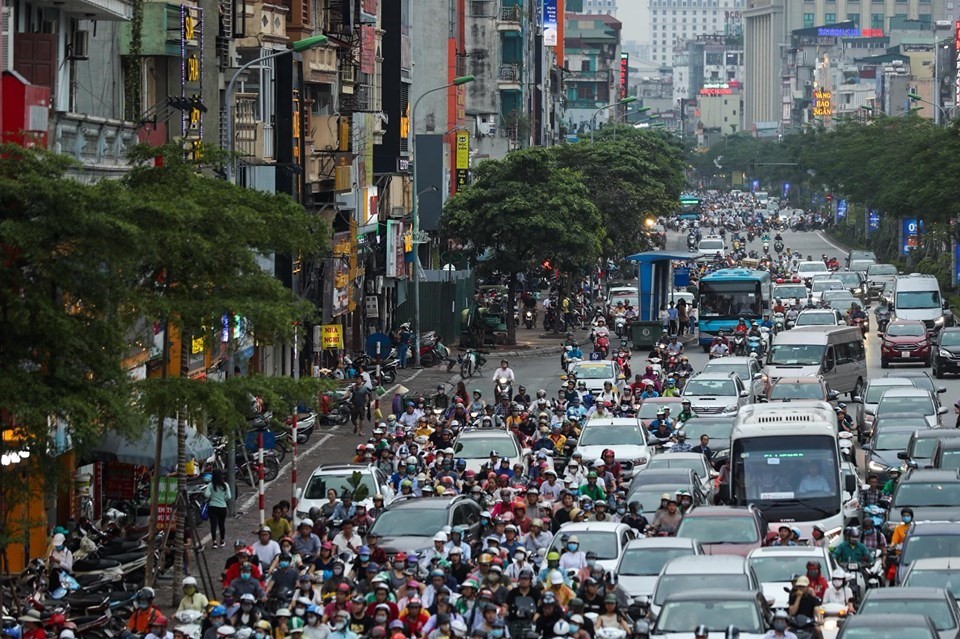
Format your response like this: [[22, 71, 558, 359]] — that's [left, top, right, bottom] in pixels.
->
[[902, 351, 911, 358]]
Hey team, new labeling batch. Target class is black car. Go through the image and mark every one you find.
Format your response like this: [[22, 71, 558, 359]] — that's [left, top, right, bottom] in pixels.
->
[[857, 416, 926, 482], [837, 613, 939, 639], [933, 328, 960, 378]]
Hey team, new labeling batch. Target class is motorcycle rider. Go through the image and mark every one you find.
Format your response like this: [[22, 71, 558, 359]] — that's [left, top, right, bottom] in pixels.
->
[[835, 404, 856, 434], [763, 611, 797, 639], [661, 379, 681, 397], [677, 399, 696, 423], [670, 431, 692, 453], [821, 570, 855, 611], [665, 335, 683, 356], [491, 361, 515, 399], [804, 562, 829, 598], [640, 365, 661, 392], [675, 356, 695, 376], [832, 526, 872, 566], [709, 336, 730, 358], [891, 508, 914, 546], [847, 302, 866, 325]]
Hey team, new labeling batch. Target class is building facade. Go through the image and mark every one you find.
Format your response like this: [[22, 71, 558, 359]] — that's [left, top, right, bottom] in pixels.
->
[[649, 0, 744, 66]]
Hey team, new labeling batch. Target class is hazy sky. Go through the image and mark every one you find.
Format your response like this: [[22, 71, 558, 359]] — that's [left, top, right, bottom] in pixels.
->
[[617, 0, 646, 43]]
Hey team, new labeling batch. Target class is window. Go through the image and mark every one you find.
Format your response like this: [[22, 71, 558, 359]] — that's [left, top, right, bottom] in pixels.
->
[[825, 12, 836, 22], [871, 13, 884, 28], [847, 12, 860, 23], [919, 13, 932, 22], [581, 60, 591, 71], [803, 12, 815, 26]]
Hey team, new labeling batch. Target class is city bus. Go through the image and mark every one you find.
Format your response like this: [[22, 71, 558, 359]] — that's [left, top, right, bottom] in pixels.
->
[[721, 402, 846, 538], [679, 195, 701, 221], [697, 268, 774, 350]]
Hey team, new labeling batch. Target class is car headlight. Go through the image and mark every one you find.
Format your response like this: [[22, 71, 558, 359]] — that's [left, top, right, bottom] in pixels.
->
[[722, 404, 738, 414], [935, 316, 945, 326], [867, 460, 887, 473], [633, 457, 648, 466], [941, 349, 952, 358]]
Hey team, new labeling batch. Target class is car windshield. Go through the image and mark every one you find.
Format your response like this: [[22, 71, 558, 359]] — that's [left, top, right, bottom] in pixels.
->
[[749, 555, 828, 583], [549, 531, 619, 560], [684, 380, 737, 397], [874, 430, 913, 451], [840, 627, 934, 639], [878, 396, 934, 416], [630, 489, 678, 516], [914, 437, 950, 459], [647, 457, 706, 476], [579, 424, 646, 447], [618, 548, 696, 576], [655, 599, 762, 632], [939, 450, 960, 471], [676, 516, 760, 544], [859, 599, 956, 630], [904, 570, 960, 599], [768, 344, 825, 366], [703, 363, 752, 383], [799, 263, 828, 274], [904, 376, 937, 395], [887, 323, 926, 337], [869, 264, 898, 276], [639, 402, 675, 419], [775, 285, 809, 300], [368, 507, 448, 537], [897, 291, 941, 310], [940, 332, 960, 347], [837, 272, 864, 285], [454, 436, 519, 459], [865, 383, 911, 404], [770, 383, 824, 401], [826, 297, 859, 311], [654, 575, 751, 605], [573, 363, 615, 380], [700, 240, 724, 251], [894, 483, 960, 508], [903, 536, 960, 565], [303, 472, 378, 501], [796, 313, 837, 326], [812, 281, 844, 293]]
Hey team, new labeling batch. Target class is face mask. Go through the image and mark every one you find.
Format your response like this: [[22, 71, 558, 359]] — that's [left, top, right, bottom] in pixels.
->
[[360, 554, 370, 562], [832, 579, 844, 588], [903, 515, 913, 523], [241, 573, 252, 580], [617, 508, 625, 515], [773, 621, 787, 632], [242, 603, 254, 610], [295, 607, 306, 616], [481, 518, 489, 525], [55, 545, 64, 551], [212, 620, 224, 628], [184, 587, 196, 595], [279, 561, 290, 569], [586, 559, 596, 568], [491, 630, 504, 638], [306, 616, 318, 625], [567, 543, 578, 552], [334, 622, 346, 631], [138, 601, 149, 609], [808, 569, 819, 576], [255, 633, 265, 639], [570, 625, 580, 633], [334, 566, 344, 574], [407, 466, 417, 474], [375, 616, 387, 624]]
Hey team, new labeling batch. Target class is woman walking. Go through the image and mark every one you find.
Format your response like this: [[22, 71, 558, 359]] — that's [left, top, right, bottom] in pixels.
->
[[204, 469, 231, 548]]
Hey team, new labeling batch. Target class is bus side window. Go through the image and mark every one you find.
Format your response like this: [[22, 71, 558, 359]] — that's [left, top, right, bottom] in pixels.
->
[[824, 346, 836, 371]]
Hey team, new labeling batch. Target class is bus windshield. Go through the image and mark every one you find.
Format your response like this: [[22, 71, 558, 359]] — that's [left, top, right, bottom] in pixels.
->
[[732, 434, 841, 521], [700, 281, 763, 319]]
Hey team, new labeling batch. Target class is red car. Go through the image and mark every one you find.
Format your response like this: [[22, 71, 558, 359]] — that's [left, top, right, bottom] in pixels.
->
[[881, 319, 932, 368]]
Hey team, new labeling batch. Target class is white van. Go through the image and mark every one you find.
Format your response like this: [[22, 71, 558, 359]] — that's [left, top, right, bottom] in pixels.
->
[[764, 326, 866, 397], [892, 274, 949, 331]]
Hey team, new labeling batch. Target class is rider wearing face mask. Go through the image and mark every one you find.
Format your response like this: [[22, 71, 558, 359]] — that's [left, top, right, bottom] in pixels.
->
[[891, 508, 914, 547], [177, 576, 209, 613], [557, 535, 587, 571], [804, 562, 829, 599], [764, 611, 798, 639], [228, 562, 266, 600], [201, 605, 228, 639], [821, 570, 854, 610]]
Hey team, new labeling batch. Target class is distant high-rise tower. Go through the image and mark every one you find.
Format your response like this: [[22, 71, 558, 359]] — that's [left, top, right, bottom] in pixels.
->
[[583, 0, 617, 17]]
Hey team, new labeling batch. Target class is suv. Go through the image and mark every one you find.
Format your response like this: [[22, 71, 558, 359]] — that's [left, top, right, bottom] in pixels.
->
[[875, 387, 945, 429], [674, 505, 767, 557], [932, 327, 960, 378], [366, 495, 482, 554], [296, 464, 394, 521], [867, 263, 899, 299], [681, 372, 752, 416], [896, 522, 960, 584], [888, 470, 960, 541], [701, 356, 767, 401], [796, 260, 830, 284], [794, 308, 844, 327], [453, 426, 523, 473], [574, 417, 651, 479], [697, 235, 725, 258], [881, 320, 932, 368]]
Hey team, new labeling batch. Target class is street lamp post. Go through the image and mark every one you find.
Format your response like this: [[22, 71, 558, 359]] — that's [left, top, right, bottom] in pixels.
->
[[908, 92, 951, 123], [410, 75, 475, 368], [224, 35, 328, 184], [590, 96, 637, 144]]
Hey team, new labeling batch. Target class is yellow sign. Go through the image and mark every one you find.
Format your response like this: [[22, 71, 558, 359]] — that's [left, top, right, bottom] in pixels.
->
[[187, 54, 200, 82], [456, 132, 469, 170], [191, 335, 205, 355], [183, 13, 195, 41], [320, 324, 343, 349], [813, 89, 832, 117], [400, 104, 410, 139]]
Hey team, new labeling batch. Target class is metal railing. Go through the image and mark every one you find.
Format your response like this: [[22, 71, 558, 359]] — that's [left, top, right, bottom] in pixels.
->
[[498, 64, 521, 82]]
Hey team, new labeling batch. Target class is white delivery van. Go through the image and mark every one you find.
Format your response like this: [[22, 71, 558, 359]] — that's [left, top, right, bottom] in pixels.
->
[[892, 274, 949, 331], [764, 326, 866, 397]]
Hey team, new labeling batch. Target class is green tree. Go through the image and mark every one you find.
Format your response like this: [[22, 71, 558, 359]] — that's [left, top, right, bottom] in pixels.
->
[[554, 128, 685, 258], [442, 147, 604, 344]]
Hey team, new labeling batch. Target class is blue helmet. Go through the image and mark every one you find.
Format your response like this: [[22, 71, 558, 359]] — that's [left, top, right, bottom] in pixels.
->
[[210, 606, 227, 617]]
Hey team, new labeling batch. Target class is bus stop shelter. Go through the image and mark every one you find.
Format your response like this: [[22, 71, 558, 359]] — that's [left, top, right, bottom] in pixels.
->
[[625, 250, 700, 347]]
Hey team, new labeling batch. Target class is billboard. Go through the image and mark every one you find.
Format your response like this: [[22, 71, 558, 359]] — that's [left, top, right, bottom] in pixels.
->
[[901, 218, 924, 255], [619, 53, 629, 99], [455, 132, 469, 192], [543, 0, 558, 46], [868, 210, 880, 233]]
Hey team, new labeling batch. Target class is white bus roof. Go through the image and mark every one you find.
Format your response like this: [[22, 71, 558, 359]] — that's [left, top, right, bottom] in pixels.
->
[[733, 401, 837, 434]]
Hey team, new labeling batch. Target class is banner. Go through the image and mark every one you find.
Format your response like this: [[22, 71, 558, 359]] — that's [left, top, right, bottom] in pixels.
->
[[901, 218, 923, 255], [360, 26, 377, 74], [320, 325, 343, 349], [543, 0, 558, 46], [868, 210, 880, 233], [455, 132, 469, 192]]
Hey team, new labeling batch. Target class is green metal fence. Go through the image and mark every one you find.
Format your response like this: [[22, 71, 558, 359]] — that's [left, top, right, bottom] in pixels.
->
[[395, 270, 476, 343]]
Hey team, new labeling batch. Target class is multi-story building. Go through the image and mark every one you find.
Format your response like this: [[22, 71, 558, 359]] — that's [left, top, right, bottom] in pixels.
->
[[583, 0, 618, 16], [744, 0, 948, 131], [649, 0, 744, 66], [672, 34, 743, 105], [564, 12, 623, 133]]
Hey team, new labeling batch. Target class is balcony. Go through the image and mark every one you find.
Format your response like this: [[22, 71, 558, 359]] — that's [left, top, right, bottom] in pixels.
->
[[236, 0, 288, 48], [50, 112, 138, 175], [61, 0, 133, 20], [498, 3, 521, 30], [234, 93, 274, 162], [303, 45, 337, 85], [566, 69, 613, 82], [498, 64, 522, 89]]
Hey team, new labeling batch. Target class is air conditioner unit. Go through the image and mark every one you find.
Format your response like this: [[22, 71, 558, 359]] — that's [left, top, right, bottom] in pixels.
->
[[70, 30, 89, 60], [390, 206, 406, 218], [1, 6, 13, 72]]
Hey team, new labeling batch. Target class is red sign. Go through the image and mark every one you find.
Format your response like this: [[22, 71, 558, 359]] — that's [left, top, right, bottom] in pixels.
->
[[103, 463, 136, 500], [619, 53, 629, 99], [360, 26, 376, 75], [955, 21, 960, 111], [700, 87, 734, 96], [860, 28, 884, 37]]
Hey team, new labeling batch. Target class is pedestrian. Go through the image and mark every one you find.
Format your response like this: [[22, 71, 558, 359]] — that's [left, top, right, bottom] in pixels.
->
[[667, 302, 679, 336], [204, 469, 231, 548], [348, 377, 373, 437], [687, 306, 697, 335], [396, 323, 412, 369], [677, 299, 688, 337], [658, 304, 669, 332]]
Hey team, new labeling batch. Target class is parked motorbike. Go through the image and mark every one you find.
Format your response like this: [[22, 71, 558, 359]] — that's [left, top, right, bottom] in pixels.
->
[[459, 349, 487, 378]]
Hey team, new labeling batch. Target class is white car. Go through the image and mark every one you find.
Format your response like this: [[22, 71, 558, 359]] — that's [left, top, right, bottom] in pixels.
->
[[796, 260, 830, 284], [794, 308, 844, 327], [568, 359, 624, 395], [453, 427, 525, 473], [644, 452, 715, 496], [747, 546, 837, 609], [573, 417, 651, 479], [548, 521, 640, 573], [296, 464, 394, 522], [697, 236, 725, 258], [615, 537, 704, 599], [809, 279, 845, 305], [681, 372, 752, 416], [701, 356, 767, 401]]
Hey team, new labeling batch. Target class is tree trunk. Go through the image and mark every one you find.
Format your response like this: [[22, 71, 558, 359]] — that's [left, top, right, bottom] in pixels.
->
[[143, 413, 165, 587], [506, 272, 517, 345]]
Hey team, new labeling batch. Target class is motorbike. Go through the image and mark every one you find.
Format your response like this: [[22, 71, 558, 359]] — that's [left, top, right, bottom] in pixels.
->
[[838, 431, 855, 463], [816, 602, 849, 639], [687, 234, 697, 251], [614, 314, 627, 337], [875, 307, 891, 334], [746, 334, 764, 357], [495, 377, 513, 403], [773, 312, 786, 334], [459, 349, 487, 378], [849, 316, 867, 337], [747, 231, 755, 243], [732, 333, 747, 356], [774, 240, 784, 253], [792, 615, 817, 639], [524, 309, 535, 329], [614, 351, 632, 379], [318, 390, 351, 426], [763, 241, 770, 253], [594, 334, 610, 358]]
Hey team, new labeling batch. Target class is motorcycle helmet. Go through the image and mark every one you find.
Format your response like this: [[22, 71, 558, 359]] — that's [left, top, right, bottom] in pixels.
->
[[138, 587, 156, 601], [843, 526, 860, 540], [553, 621, 570, 637], [695, 626, 708, 639]]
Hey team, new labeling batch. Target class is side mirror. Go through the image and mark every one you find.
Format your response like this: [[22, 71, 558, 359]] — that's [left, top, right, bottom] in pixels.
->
[[897, 451, 909, 460], [938, 387, 947, 394], [939, 407, 948, 415], [740, 390, 750, 397], [861, 443, 872, 450], [845, 474, 857, 494], [832, 392, 843, 401], [753, 372, 763, 380]]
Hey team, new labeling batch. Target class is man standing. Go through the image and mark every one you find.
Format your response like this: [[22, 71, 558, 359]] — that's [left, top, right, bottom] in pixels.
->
[[347, 378, 372, 437]]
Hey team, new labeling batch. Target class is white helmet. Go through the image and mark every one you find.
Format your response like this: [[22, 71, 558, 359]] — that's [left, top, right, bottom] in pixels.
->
[[832, 569, 847, 581], [60, 631, 76, 639], [433, 531, 448, 543], [553, 621, 571, 637]]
